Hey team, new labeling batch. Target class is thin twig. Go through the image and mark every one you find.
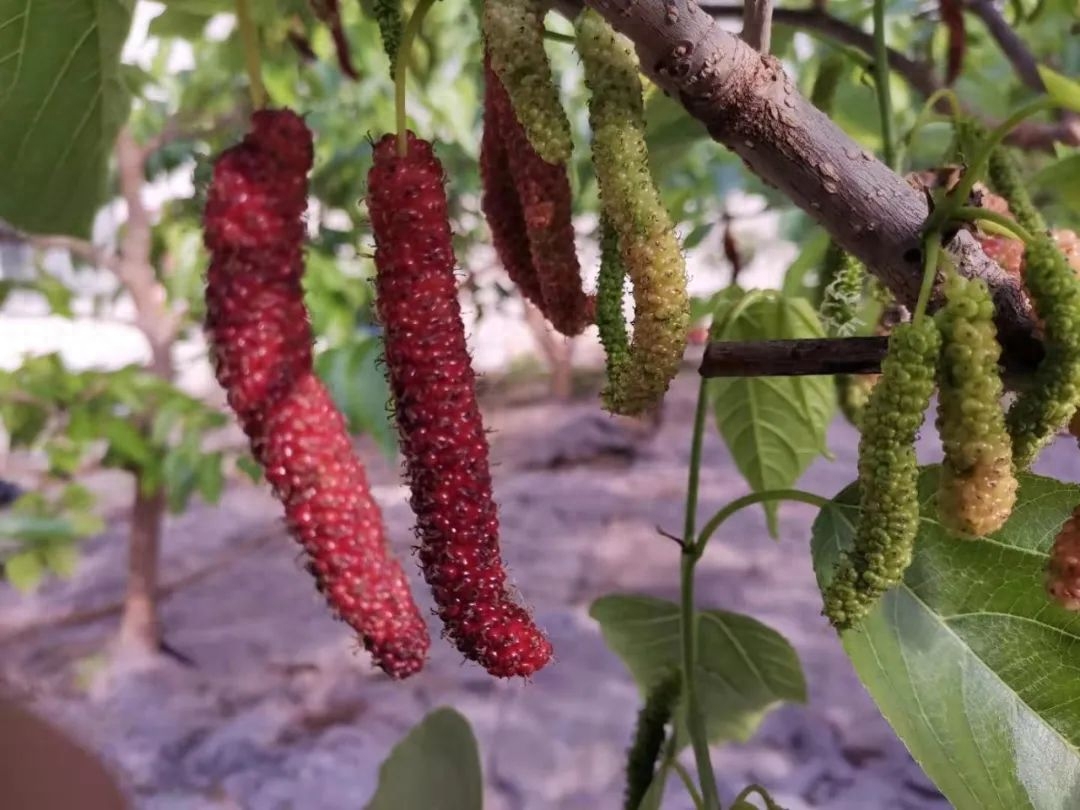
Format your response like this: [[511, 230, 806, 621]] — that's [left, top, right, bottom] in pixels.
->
[[740, 0, 773, 53]]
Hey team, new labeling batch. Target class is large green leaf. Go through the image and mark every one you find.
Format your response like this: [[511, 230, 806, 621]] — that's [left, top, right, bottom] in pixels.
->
[[0, 0, 134, 237], [708, 290, 836, 535], [590, 595, 806, 746], [811, 467, 1080, 810], [365, 707, 482, 810]]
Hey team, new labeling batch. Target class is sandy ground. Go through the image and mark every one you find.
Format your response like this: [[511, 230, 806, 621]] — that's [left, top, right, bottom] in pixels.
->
[[2, 371, 1078, 810]]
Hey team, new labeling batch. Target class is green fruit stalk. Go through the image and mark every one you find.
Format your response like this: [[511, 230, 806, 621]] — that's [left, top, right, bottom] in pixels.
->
[[823, 319, 941, 630], [482, 0, 572, 164], [934, 271, 1016, 537], [577, 9, 690, 416]]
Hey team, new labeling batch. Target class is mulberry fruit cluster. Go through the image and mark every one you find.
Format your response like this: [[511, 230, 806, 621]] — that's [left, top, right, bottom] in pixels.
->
[[577, 9, 690, 416], [480, 56, 593, 336], [367, 131, 553, 678], [482, 0, 572, 165], [823, 319, 940, 630], [1047, 505, 1080, 611], [203, 109, 430, 679], [934, 272, 1016, 537], [1007, 232, 1080, 468]]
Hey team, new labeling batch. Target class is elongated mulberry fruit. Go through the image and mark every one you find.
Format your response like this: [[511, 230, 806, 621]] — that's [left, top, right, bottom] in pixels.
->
[[578, 10, 690, 415], [1048, 505, 1080, 611], [367, 131, 552, 678], [595, 215, 630, 391], [823, 319, 940, 630], [934, 272, 1016, 537], [481, 56, 592, 335], [203, 109, 430, 679], [482, 0, 572, 164], [1007, 232, 1080, 468], [818, 242, 865, 338]]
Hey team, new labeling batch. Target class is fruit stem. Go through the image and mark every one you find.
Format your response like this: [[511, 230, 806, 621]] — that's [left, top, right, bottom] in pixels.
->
[[672, 761, 707, 810], [394, 0, 439, 156], [914, 229, 941, 324], [953, 206, 1036, 245], [235, 0, 266, 109], [680, 379, 722, 810]]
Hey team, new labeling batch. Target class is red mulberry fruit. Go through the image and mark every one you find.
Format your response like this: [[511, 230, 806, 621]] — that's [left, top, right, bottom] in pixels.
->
[[367, 130, 553, 678], [482, 55, 592, 336], [1048, 505, 1080, 611], [203, 109, 430, 679]]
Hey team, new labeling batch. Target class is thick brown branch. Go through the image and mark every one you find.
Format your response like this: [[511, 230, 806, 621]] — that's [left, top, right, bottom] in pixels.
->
[[699, 335, 1044, 379], [698, 3, 1079, 150], [579, 0, 1038, 362]]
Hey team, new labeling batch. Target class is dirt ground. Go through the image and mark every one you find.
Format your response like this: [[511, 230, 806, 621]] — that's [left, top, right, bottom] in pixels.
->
[[2, 370, 1078, 810]]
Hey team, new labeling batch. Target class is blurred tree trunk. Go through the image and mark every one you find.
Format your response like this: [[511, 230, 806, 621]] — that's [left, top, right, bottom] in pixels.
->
[[523, 301, 575, 401]]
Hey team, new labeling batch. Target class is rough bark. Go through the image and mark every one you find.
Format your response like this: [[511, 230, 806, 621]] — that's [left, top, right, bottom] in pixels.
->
[[575, 0, 1041, 366]]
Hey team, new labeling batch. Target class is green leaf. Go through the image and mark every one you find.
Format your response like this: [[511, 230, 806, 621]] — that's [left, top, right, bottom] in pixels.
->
[[590, 594, 806, 746], [1038, 65, 1080, 113], [195, 451, 225, 504], [163, 447, 199, 513], [315, 338, 398, 460], [99, 417, 152, 468], [41, 541, 78, 578], [0, 512, 78, 543], [32, 273, 75, 317], [1032, 154, 1080, 211], [780, 229, 831, 303], [365, 708, 483, 810], [810, 467, 1080, 810], [235, 454, 263, 484], [3, 550, 44, 591], [0, 0, 134, 237], [708, 290, 836, 535], [147, 7, 212, 40]]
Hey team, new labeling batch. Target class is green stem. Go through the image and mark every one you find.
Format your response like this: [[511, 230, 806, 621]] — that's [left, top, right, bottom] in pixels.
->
[[872, 0, 896, 169], [953, 206, 1036, 245], [543, 28, 575, 44], [733, 784, 781, 809], [672, 761, 706, 810], [903, 87, 961, 147], [926, 97, 1057, 232], [914, 230, 942, 324], [235, 0, 266, 109], [394, 0, 439, 156], [694, 489, 830, 559], [680, 378, 722, 810]]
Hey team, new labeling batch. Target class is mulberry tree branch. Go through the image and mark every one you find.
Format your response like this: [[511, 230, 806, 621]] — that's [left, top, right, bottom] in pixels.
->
[[575, 0, 1040, 365]]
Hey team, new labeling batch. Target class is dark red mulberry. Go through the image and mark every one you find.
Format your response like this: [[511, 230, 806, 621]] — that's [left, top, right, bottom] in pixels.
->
[[367, 130, 553, 678], [203, 109, 430, 679], [482, 55, 593, 337]]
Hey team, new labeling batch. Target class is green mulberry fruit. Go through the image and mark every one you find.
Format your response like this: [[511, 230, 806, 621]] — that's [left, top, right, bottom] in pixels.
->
[[838, 372, 879, 430], [577, 9, 690, 415], [819, 242, 865, 338], [1007, 232, 1080, 467], [483, 0, 572, 164], [596, 214, 631, 391], [823, 319, 941, 631], [373, 0, 403, 70], [934, 271, 1016, 537], [623, 672, 680, 810]]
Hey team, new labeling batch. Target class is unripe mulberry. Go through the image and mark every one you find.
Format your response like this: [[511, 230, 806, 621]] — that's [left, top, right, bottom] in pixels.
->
[[1047, 505, 1080, 611], [203, 109, 430, 679], [819, 243, 865, 337], [595, 215, 630, 389], [577, 10, 690, 415], [624, 672, 680, 810], [987, 142, 1046, 235], [373, 0, 403, 69], [482, 0, 572, 164], [1007, 232, 1080, 468], [367, 131, 552, 678], [823, 319, 940, 631], [482, 57, 593, 336], [934, 272, 1016, 537], [838, 373, 878, 430]]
